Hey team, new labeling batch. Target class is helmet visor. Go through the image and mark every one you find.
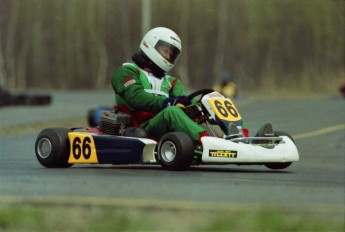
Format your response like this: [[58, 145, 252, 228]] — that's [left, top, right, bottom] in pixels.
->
[[154, 40, 180, 64]]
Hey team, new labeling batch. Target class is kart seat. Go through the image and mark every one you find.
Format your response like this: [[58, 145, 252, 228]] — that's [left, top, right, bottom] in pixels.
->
[[123, 127, 149, 139]]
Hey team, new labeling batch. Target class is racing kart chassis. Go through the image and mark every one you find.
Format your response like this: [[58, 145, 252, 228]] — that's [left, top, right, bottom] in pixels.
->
[[35, 90, 299, 170]]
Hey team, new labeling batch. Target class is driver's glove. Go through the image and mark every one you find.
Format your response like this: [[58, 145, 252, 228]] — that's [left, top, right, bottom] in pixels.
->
[[162, 96, 191, 109]]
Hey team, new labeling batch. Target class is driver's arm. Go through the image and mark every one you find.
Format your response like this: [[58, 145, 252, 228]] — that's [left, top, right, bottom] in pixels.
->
[[168, 78, 187, 97]]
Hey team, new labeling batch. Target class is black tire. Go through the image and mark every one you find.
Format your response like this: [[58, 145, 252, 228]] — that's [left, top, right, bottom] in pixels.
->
[[35, 127, 73, 168], [274, 131, 295, 143], [264, 131, 294, 170], [29, 95, 51, 105], [87, 109, 97, 127], [157, 132, 195, 171]]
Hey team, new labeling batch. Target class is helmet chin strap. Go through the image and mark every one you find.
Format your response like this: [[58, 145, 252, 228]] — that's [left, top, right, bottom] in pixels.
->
[[132, 51, 166, 78]]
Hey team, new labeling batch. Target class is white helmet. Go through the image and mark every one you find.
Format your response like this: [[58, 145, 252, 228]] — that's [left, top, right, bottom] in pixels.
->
[[140, 27, 182, 73]]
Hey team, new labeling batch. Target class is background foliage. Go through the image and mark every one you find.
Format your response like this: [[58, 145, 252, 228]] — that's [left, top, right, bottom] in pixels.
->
[[0, 0, 344, 93]]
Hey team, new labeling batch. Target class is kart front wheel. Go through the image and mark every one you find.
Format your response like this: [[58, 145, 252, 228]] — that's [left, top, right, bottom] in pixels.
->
[[264, 131, 294, 170], [157, 132, 195, 171], [35, 127, 73, 168], [264, 162, 292, 170]]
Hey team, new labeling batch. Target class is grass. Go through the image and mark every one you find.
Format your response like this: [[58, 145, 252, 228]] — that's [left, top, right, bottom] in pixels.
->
[[0, 203, 343, 232]]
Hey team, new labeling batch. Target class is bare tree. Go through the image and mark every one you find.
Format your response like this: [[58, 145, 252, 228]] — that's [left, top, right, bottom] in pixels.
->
[[213, 0, 229, 85], [0, 30, 6, 87], [5, 0, 19, 88], [120, 1, 134, 61], [141, 0, 151, 37], [176, 0, 190, 89], [17, 1, 33, 89], [0, 0, 342, 92], [94, 1, 109, 89]]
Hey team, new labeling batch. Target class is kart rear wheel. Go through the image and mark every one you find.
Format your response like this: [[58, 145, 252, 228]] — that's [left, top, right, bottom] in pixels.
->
[[264, 131, 294, 170], [157, 132, 195, 171], [35, 127, 73, 168], [87, 109, 97, 127]]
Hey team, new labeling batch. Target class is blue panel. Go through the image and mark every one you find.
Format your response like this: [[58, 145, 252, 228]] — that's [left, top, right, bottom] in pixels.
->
[[93, 135, 146, 164]]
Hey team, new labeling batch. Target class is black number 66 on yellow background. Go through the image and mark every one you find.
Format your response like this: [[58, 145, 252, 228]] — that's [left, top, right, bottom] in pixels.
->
[[68, 133, 98, 163], [209, 98, 242, 122]]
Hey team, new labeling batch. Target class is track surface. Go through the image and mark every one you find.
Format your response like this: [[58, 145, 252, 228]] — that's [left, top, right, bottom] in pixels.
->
[[0, 91, 344, 211]]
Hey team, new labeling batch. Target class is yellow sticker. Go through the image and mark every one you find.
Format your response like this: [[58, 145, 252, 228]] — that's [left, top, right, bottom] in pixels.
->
[[68, 132, 98, 164], [208, 98, 242, 121], [209, 150, 238, 158]]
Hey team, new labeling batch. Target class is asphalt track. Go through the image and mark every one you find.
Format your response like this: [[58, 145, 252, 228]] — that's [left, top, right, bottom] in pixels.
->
[[0, 91, 344, 214]]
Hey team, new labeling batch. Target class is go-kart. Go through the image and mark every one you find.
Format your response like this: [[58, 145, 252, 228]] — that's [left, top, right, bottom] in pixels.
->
[[35, 89, 299, 170]]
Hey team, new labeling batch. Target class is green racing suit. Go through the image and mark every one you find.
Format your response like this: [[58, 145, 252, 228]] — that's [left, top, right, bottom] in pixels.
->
[[111, 63, 206, 142]]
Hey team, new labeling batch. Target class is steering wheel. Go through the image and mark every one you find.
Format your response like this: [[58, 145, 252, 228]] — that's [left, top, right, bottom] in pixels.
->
[[187, 88, 214, 102], [184, 88, 214, 120]]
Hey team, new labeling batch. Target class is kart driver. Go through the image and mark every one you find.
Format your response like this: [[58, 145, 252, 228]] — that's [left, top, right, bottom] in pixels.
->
[[111, 27, 208, 144]]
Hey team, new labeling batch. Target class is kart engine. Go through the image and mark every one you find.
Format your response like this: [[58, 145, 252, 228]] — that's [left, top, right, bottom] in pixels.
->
[[98, 111, 131, 135]]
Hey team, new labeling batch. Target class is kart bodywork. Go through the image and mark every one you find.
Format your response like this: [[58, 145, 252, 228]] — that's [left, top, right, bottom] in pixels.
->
[[35, 90, 299, 170]]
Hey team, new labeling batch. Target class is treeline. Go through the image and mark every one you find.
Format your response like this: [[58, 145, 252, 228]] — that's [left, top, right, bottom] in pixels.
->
[[0, 0, 343, 92]]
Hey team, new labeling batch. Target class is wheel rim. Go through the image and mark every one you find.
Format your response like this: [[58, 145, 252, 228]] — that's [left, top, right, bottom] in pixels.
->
[[37, 138, 52, 159], [160, 141, 176, 162]]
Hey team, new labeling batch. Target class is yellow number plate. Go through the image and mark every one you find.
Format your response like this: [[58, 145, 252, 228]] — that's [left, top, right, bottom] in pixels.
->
[[208, 98, 242, 121], [68, 132, 98, 163]]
